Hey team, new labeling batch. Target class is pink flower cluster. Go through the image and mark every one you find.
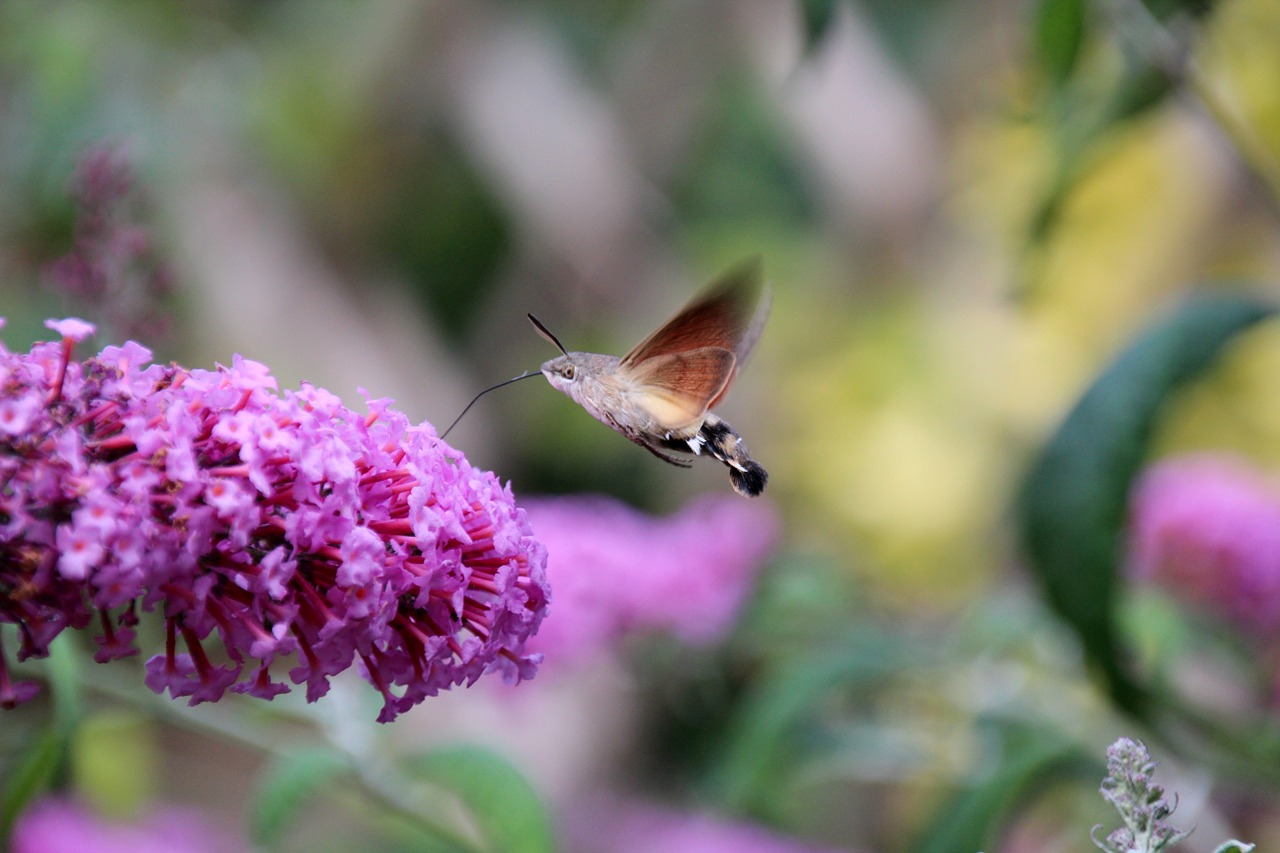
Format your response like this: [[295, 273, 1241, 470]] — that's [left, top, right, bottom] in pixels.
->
[[523, 494, 779, 665], [1127, 453, 1280, 636], [0, 319, 548, 721], [566, 801, 849, 853], [12, 798, 234, 853]]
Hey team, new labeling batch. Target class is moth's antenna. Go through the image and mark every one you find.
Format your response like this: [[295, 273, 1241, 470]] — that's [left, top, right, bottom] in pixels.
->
[[527, 314, 569, 356], [440, 371, 542, 441]]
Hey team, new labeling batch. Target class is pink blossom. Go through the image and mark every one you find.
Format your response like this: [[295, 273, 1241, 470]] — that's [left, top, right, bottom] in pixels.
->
[[44, 317, 97, 342], [0, 322, 549, 721], [524, 494, 779, 665], [1127, 453, 1280, 635], [566, 801, 850, 853], [11, 798, 234, 853]]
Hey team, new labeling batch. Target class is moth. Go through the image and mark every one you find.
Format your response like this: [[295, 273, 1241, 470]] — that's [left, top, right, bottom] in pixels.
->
[[530, 261, 770, 497]]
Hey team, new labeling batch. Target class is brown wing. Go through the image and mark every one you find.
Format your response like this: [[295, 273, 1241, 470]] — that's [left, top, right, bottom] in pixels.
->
[[624, 347, 736, 432], [620, 259, 767, 370]]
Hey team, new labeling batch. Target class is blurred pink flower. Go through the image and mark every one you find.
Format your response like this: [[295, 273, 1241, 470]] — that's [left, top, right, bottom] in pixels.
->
[[0, 320, 549, 721], [524, 494, 779, 665], [566, 801, 850, 853], [45, 144, 174, 342], [1127, 453, 1280, 635], [12, 798, 234, 853]]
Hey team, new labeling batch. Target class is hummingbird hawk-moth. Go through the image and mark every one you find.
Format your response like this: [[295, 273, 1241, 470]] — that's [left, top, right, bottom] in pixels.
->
[[530, 261, 770, 497]]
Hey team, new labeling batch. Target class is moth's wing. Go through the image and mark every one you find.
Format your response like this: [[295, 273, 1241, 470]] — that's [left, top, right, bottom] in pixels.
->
[[620, 259, 766, 369], [623, 346, 736, 432], [708, 284, 771, 410]]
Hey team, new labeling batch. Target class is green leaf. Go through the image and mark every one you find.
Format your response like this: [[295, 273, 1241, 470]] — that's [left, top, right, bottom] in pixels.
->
[[708, 628, 908, 815], [250, 747, 351, 849], [1212, 842, 1256, 853], [72, 711, 159, 820], [1016, 294, 1275, 714], [0, 728, 66, 841], [46, 634, 83, 735], [1104, 64, 1174, 127], [1141, 0, 1218, 21], [405, 746, 555, 853], [916, 723, 1094, 853], [800, 0, 842, 51], [1034, 0, 1087, 87]]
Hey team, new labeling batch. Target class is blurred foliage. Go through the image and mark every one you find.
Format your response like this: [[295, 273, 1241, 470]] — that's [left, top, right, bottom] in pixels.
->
[[1018, 294, 1275, 715], [4, 0, 1280, 850]]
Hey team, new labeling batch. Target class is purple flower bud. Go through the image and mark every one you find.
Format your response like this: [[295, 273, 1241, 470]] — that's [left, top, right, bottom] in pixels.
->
[[0, 321, 549, 721], [1093, 738, 1190, 853]]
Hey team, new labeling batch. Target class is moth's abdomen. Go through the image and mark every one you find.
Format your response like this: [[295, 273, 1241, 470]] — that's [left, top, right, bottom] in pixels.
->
[[729, 459, 768, 498], [682, 415, 767, 497]]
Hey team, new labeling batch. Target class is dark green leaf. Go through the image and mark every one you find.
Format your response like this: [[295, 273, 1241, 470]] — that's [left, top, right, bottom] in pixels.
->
[[800, 0, 842, 51], [1016, 294, 1275, 714], [249, 747, 351, 849], [405, 746, 555, 853], [1034, 0, 1087, 87], [1141, 0, 1218, 21], [0, 729, 66, 841], [916, 723, 1095, 853], [1105, 64, 1174, 127]]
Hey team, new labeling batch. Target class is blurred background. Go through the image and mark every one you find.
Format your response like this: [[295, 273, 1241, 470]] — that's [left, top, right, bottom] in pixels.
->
[[4, 0, 1280, 850]]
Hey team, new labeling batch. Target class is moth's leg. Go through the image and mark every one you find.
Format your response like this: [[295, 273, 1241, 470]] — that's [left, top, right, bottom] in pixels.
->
[[636, 435, 694, 467], [602, 412, 694, 467], [619, 429, 694, 467]]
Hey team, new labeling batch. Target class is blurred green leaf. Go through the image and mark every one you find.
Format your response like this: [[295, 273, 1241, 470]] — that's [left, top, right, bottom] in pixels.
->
[[1024, 64, 1174, 266], [47, 633, 83, 734], [405, 746, 555, 853], [1141, 0, 1218, 20], [1103, 63, 1174, 127], [800, 0, 843, 50], [72, 710, 159, 820], [1034, 0, 1087, 87], [249, 747, 351, 849], [708, 627, 908, 816], [1213, 842, 1256, 853], [1016, 294, 1275, 715], [0, 728, 66, 841], [917, 723, 1094, 853]]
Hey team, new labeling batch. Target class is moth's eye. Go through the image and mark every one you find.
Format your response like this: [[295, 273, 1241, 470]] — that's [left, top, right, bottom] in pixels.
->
[[562, 364, 576, 380]]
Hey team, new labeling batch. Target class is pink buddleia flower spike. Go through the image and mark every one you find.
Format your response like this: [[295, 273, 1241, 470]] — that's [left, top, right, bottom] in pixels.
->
[[523, 494, 779, 666], [565, 799, 852, 853], [0, 321, 549, 722], [12, 796, 236, 853], [1127, 453, 1280, 636]]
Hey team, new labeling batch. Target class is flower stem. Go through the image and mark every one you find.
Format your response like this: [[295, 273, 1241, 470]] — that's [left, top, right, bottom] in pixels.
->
[[63, 659, 488, 853]]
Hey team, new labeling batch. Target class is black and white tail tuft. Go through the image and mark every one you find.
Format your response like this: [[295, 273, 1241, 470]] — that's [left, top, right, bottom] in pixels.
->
[[700, 416, 767, 497]]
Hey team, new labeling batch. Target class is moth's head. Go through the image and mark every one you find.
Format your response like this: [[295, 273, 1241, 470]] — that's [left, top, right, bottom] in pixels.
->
[[540, 354, 582, 396]]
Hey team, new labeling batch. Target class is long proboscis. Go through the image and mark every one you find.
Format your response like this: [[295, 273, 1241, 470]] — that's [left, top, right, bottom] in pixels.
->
[[439, 371, 542, 440]]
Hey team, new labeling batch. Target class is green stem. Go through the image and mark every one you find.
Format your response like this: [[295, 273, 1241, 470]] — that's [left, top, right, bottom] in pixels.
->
[[1109, 0, 1280, 217], [62, 662, 487, 853]]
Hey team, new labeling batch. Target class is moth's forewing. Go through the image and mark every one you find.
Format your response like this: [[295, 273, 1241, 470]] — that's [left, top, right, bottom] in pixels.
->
[[619, 260, 765, 369], [624, 347, 736, 431]]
